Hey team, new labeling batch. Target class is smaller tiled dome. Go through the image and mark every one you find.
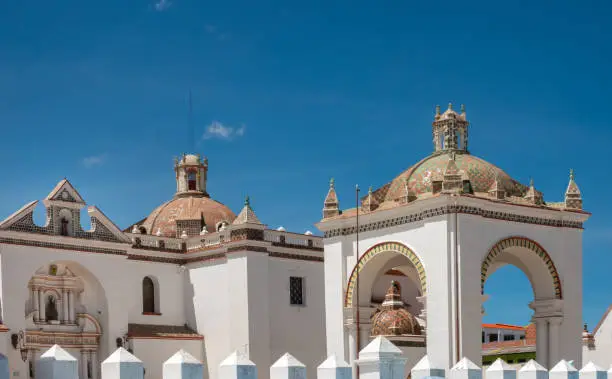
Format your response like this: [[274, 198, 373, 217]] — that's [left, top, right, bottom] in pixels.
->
[[370, 281, 421, 337]]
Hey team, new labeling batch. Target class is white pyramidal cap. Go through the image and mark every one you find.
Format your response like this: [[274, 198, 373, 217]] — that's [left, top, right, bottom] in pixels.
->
[[487, 359, 514, 371], [165, 350, 202, 365], [40, 345, 77, 361], [520, 360, 547, 372], [272, 353, 305, 368], [103, 347, 142, 364], [220, 351, 256, 367], [318, 355, 350, 369], [413, 356, 433, 370], [580, 362, 604, 373], [360, 336, 402, 355], [451, 357, 480, 371], [551, 360, 578, 372]]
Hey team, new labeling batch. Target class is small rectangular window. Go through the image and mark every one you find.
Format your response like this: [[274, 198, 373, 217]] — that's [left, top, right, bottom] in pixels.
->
[[489, 334, 498, 342], [504, 334, 515, 341], [289, 277, 304, 306]]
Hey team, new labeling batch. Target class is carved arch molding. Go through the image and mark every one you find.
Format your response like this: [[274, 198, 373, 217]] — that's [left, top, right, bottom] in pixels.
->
[[481, 236, 562, 299], [345, 242, 427, 307]]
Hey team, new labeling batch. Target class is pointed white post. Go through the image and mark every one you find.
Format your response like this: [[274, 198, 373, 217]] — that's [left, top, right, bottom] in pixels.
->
[[163, 350, 203, 379], [550, 360, 578, 379], [0, 354, 8, 379], [411, 356, 445, 379], [356, 336, 406, 379], [579, 362, 605, 379], [486, 359, 517, 379], [519, 360, 548, 379], [219, 351, 257, 379], [450, 357, 481, 379], [318, 355, 352, 379], [36, 345, 79, 379], [101, 347, 144, 379], [271, 353, 306, 379]]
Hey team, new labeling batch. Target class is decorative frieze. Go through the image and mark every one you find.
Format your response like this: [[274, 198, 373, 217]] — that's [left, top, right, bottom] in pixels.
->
[[323, 205, 584, 238]]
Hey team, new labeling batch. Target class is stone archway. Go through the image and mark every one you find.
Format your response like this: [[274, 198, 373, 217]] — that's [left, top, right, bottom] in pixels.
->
[[345, 241, 426, 308], [480, 236, 563, 368], [481, 236, 562, 299]]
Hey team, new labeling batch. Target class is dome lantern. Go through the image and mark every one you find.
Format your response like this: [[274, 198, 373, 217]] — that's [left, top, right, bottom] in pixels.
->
[[174, 153, 209, 198], [432, 103, 469, 154], [370, 281, 422, 337]]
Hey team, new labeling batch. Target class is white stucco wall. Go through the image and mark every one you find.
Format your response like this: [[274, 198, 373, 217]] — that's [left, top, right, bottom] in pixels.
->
[[582, 308, 612, 368], [268, 256, 326, 379]]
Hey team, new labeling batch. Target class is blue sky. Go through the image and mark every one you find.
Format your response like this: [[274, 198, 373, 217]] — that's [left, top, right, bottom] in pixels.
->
[[0, 0, 610, 328]]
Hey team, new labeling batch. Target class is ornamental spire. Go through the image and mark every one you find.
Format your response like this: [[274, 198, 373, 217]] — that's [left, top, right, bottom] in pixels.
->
[[362, 186, 379, 212], [524, 178, 544, 205], [232, 195, 262, 225], [565, 169, 583, 209], [323, 178, 340, 219]]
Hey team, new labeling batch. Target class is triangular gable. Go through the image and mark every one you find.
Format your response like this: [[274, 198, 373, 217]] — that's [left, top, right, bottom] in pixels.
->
[[45, 179, 85, 204], [0, 200, 39, 229], [87, 206, 131, 243]]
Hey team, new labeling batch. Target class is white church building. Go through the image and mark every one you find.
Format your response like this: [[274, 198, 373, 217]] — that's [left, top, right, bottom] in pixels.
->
[[0, 103, 607, 379]]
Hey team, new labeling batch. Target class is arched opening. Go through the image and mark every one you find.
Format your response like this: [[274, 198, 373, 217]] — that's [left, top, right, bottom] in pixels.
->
[[345, 242, 427, 377], [187, 171, 197, 191], [481, 237, 563, 369], [142, 276, 159, 314]]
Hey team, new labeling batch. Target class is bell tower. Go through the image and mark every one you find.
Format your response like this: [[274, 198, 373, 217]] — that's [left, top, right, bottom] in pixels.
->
[[432, 103, 469, 154], [174, 153, 209, 198]]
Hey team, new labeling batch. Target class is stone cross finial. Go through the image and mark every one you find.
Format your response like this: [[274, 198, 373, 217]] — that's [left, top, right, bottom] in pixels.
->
[[271, 353, 306, 379], [570, 169, 575, 181], [101, 347, 144, 379], [245, 196, 250, 207], [486, 359, 516, 379], [436, 105, 441, 115], [163, 350, 203, 379], [219, 351, 256, 379], [460, 104, 466, 113], [317, 355, 351, 379], [450, 357, 481, 379], [448, 103, 453, 110], [518, 360, 548, 379], [330, 178, 335, 188], [37, 345, 79, 379], [411, 355, 445, 379]]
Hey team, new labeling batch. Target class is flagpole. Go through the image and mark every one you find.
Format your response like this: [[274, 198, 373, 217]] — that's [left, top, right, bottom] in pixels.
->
[[354, 184, 361, 378]]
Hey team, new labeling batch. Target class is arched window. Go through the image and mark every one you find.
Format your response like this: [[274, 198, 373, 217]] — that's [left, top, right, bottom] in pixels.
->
[[142, 277, 156, 313], [187, 171, 197, 191]]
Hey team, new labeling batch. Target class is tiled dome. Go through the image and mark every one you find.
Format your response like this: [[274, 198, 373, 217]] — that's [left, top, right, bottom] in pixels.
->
[[378, 152, 527, 203], [370, 281, 422, 337], [142, 196, 236, 237]]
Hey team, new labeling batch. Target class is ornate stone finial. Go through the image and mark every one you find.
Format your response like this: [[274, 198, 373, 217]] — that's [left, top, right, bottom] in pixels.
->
[[448, 102, 453, 110], [460, 104, 465, 113], [524, 177, 543, 205], [584, 323, 588, 332], [368, 186, 373, 195], [565, 168, 583, 210], [244, 196, 250, 207], [435, 105, 441, 115], [323, 178, 340, 219], [132, 225, 139, 234], [529, 178, 534, 188]]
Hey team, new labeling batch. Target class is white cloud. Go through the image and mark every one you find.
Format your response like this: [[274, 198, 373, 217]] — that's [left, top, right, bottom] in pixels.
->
[[202, 121, 246, 140], [154, 0, 172, 11], [82, 154, 107, 168]]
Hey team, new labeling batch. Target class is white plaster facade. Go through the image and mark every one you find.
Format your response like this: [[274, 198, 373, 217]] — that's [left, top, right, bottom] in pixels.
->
[[0, 154, 326, 379]]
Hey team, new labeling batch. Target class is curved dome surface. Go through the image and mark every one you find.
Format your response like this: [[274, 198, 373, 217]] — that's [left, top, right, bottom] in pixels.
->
[[381, 153, 527, 202], [370, 281, 422, 337], [142, 196, 236, 237]]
